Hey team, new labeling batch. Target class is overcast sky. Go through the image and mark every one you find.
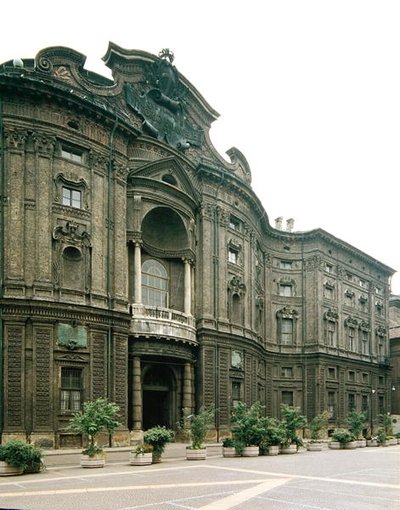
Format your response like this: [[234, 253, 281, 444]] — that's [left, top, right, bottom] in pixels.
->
[[1, 1, 399, 293]]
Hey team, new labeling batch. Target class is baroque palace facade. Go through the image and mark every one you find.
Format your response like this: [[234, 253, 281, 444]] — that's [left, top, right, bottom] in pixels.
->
[[0, 44, 394, 448]]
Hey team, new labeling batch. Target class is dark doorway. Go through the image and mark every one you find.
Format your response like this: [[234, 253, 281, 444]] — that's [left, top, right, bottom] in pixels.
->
[[142, 365, 175, 430]]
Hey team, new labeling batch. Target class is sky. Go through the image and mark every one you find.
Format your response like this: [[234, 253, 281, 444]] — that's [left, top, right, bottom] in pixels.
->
[[1, 0, 399, 293]]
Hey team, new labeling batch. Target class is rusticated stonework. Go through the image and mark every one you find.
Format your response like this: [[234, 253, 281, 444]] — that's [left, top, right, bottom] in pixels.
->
[[5, 325, 24, 429], [33, 327, 53, 429]]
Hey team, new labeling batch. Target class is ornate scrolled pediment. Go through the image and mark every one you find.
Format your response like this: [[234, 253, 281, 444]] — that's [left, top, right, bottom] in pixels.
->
[[276, 306, 298, 319]]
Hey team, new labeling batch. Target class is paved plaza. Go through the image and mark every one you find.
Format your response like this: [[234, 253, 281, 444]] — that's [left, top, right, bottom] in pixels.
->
[[0, 443, 399, 509]]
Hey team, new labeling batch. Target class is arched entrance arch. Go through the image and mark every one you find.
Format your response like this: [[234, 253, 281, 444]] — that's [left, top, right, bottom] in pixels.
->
[[142, 365, 176, 430]]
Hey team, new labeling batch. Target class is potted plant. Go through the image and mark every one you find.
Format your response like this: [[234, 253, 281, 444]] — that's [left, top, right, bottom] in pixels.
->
[[376, 428, 388, 447], [184, 406, 214, 460], [330, 429, 357, 449], [230, 401, 264, 456], [280, 404, 307, 454], [143, 426, 174, 463], [259, 418, 286, 456], [68, 398, 121, 468], [366, 435, 379, 447], [347, 411, 367, 447], [0, 440, 44, 476], [129, 443, 153, 466], [378, 413, 394, 445], [307, 411, 329, 451], [222, 437, 239, 457]]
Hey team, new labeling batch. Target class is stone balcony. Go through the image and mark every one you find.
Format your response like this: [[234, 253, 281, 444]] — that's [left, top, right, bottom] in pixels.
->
[[130, 304, 197, 345]]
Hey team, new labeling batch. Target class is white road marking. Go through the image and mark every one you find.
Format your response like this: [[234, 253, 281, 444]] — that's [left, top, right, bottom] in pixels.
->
[[0, 478, 279, 498], [197, 478, 290, 510], [204, 464, 400, 489]]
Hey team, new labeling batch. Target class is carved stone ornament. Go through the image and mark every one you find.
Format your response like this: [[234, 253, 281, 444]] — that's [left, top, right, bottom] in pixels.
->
[[344, 316, 358, 328], [228, 276, 246, 294], [359, 294, 368, 303], [376, 325, 386, 337], [324, 308, 339, 321], [276, 307, 298, 319], [124, 51, 203, 150], [359, 320, 370, 332], [344, 289, 355, 298], [53, 221, 91, 247]]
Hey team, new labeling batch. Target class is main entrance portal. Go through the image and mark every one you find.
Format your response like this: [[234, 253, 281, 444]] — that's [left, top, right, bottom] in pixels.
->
[[142, 365, 175, 430]]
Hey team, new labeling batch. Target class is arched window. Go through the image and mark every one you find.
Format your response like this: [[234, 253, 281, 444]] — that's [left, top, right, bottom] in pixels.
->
[[142, 259, 168, 307]]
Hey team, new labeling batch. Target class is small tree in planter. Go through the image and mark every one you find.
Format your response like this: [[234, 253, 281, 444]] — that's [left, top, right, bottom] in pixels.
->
[[347, 411, 367, 446], [230, 401, 264, 456], [307, 411, 329, 451], [280, 404, 307, 453], [129, 443, 153, 466], [68, 398, 121, 467], [0, 440, 44, 476], [378, 413, 393, 440], [330, 429, 356, 449], [259, 417, 286, 456], [184, 406, 215, 460], [143, 426, 174, 463], [222, 437, 238, 457]]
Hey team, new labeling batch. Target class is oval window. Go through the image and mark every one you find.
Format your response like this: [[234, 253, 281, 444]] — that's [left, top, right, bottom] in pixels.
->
[[63, 246, 82, 261]]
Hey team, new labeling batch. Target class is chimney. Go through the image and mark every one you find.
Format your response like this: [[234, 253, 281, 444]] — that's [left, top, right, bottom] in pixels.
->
[[275, 217, 283, 230], [286, 218, 294, 232]]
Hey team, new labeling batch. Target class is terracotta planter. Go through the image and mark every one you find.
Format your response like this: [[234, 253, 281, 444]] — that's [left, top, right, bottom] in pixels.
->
[[129, 452, 152, 466], [280, 444, 297, 454], [307, 442, 323, 452], [0, 461, 24, 476], [80, 454, 106, 468], [223, 447, 238, 458], [186, 448, 207, 460], [267, 445, 280, 456], [242, 446, 259, 457]]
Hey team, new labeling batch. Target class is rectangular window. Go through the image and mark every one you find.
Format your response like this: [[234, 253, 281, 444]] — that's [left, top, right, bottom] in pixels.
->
[[327, 367, 336, 379], [228, 248, 238, 264], [232, 381, 241, 407], [362, 395, 369, 414], [280, 261, 292, 270], [281, 318, 293, 345], [229, 216, 240, 231], [281, 367, 293, 378], [62, 187, 82, 209], [378, 395, 385, 415], [327, 391, 336, 419], [279, 284, 292, 297], [361, 331, 369, 354], [326, 322, 336, 346], [61, 367, 82, 412], [362, 373, 369, 384], [348, 393, 355, 412], [348, 371, 356, 382], [61, 146, 83, 163], [348, 328, 355, 351], [281, 391, 294, 407], [324, 286, 334, 300], [325, 263, 333, 273]]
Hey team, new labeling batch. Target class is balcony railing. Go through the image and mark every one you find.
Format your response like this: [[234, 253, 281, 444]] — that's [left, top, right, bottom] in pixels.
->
[[130, 304, 197, 345]]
